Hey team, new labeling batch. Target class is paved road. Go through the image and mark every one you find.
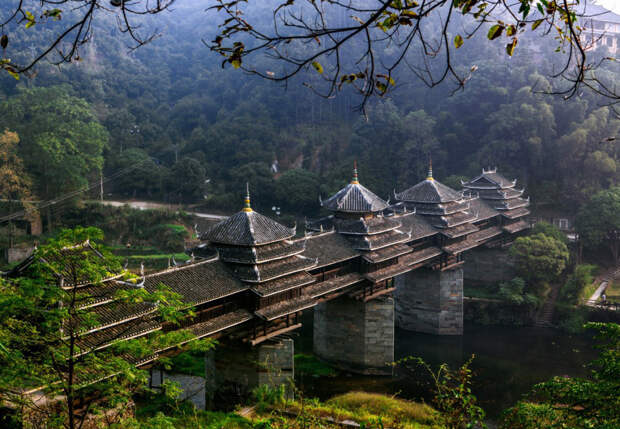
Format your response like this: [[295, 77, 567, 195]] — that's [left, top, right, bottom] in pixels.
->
[[95, 200, 228, 221]]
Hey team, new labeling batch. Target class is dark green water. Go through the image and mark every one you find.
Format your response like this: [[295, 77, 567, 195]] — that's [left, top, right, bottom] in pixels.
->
[[296, 314, 597, 419]]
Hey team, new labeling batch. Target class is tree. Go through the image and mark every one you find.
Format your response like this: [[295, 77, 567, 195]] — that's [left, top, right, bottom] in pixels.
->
[[0, 86, 107, 230], [575, 186, 620, 263], [0, 129, 35, 246], [168, 158, 207, 203], [274, 169, 321, 215], [0, 1, 616, 111], [531, 221, 568, 245], [0, 227, 211, 429], [510, 233, 569, 285], [500, 322, 620, 428]]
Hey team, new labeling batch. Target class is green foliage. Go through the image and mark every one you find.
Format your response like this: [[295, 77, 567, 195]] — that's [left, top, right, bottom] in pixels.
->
[[0, 227, 210, 429], [500, 322, 620, 428], [498, 277, 540, 308], [396, 355, 486, 429], [252, 384, 286, 412], [167, 351, 206, 377], [510, 233, 569, 285], [560, 264, 597, 304], [576, 186, 620, 263], [531, 221, 567, 244], [0, 86, 106, 205]]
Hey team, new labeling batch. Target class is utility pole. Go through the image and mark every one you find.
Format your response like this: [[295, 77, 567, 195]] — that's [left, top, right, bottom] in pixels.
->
[[100, 171, 104, 202]]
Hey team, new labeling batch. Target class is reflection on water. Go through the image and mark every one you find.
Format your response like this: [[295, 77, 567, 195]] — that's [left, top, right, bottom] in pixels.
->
[[296, 313, 596, 419]]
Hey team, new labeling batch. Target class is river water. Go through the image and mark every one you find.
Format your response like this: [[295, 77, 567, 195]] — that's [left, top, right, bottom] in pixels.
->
[[296, 315, 597, 420]]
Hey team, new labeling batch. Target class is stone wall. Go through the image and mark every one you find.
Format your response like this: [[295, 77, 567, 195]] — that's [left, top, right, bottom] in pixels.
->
[[394, 267, 463, 335], [150, 369, 207, 410], [5, 246, 34, 263], [207, 338, 295, 403], [463, 247, 515, 286], [313, 296, 394, 374]]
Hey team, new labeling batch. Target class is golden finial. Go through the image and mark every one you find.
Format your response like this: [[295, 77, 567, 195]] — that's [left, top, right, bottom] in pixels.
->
[[242, 183, 253, 212], [426, 156, 434, 181], [351, 160, 360, 184]]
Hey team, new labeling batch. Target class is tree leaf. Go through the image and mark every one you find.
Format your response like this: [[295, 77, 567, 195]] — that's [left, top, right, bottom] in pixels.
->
[[5, 69, 19, 80], [312, 61, 323, 74], [506, 38, 518, 56], [0, 35, 7, 50], [487, 24, 504, 41], [532, 19, 544, 31], [454, 34, 464, 49]]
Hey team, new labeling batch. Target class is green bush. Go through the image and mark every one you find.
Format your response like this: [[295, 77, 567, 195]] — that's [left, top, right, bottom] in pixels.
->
[[560, 264, 596, 304]]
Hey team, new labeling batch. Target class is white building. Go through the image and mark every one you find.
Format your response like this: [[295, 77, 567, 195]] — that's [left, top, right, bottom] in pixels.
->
[[582, 5, 620, 54]]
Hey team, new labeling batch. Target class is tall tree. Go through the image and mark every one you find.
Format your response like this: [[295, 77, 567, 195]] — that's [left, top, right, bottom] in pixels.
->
[[576, 186, 620, 263], [0, 129, 35, 245], [0, 227, 211, 428], [0, 86, 107, 230]]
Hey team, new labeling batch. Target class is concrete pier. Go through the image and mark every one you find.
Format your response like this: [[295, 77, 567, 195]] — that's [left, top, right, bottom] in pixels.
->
[[313, 296, 394, 374], [395, 267, 463, 335]]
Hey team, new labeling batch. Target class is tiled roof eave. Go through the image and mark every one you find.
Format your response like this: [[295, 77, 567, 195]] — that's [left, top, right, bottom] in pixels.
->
[[254, 297, 317, 321], [237, 258, 318, 283], [351, 232, 412, 251], [250, 274, 316, 297], [219, 246, 306, 264]]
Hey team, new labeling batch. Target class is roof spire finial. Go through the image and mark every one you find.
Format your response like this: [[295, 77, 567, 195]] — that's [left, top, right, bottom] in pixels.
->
[[351, 160, 360, 184], [427, 155, 434, 181], [242, 182, 253, 213]]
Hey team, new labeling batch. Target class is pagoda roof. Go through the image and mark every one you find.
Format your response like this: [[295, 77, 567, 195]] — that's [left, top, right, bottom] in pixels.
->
[[469, 198, 500, 222], [321, 164, 389, 213], [585, 4, 620, 24], [395, 178, 463, 204], [396, 212, 438, 240], [321, 182, 389, 213], [215, 240, 306, 264], [333, 216, 401, 235], [301, 231, 360, 269], [202, 210, 295, 246], [144, 258, 248, 306], [462, 168, 517, 190], [227, 254, 317, 283]]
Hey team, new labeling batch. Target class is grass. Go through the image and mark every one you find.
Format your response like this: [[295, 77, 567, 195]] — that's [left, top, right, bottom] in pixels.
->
[[276, 392, 442, 429], [294, 354, 338, 378], [605, 281, 620, 302], [134, 388, 443, 429], [135, 393, 253, 428]]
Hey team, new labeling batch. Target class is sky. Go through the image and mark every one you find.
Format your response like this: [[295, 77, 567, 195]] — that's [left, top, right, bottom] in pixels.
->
[[597, 0, 620, 14]]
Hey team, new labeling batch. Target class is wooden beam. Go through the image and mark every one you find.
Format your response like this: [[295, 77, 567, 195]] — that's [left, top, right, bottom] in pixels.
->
[[249, 323, 302, 346], [362, 287, 395, 302]]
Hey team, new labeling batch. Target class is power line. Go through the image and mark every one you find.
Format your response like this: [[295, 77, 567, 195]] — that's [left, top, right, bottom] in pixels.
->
[[0, 158, 152, 224]]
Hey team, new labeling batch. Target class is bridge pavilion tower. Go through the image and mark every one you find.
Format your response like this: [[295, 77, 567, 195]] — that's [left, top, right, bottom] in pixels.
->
[[310, 163, 411, 373], [200, 185, 318, 399], [392, 161, 476, 334]]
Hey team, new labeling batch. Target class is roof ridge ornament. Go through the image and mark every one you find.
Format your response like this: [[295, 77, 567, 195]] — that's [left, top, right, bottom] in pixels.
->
[[351, 160, 360, 184], [242, 182, 253, 213], [427, 156, 434, 181]]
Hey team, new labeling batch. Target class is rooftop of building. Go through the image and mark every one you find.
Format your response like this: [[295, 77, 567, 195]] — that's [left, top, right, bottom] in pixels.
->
[[320, 163, 389, 213]]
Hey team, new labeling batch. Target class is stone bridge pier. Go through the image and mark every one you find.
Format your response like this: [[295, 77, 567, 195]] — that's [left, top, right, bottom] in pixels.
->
[[313, 296, 394, 375], [149, 337, 295, 410], [394, 267, 464, 335], [206, 337, 295, 404]]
